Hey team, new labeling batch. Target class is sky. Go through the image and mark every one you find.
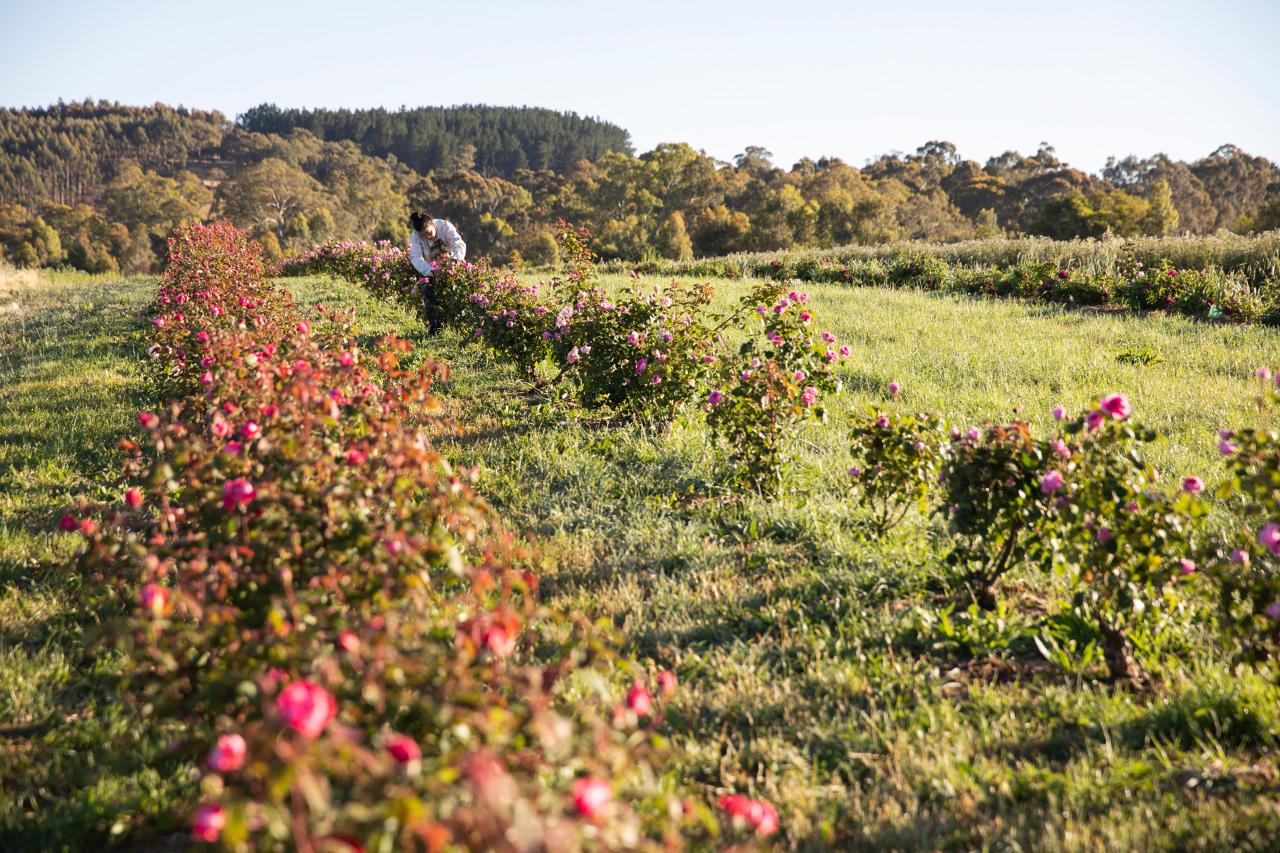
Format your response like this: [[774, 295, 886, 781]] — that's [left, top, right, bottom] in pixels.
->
[[2, 0, 1278, 173]]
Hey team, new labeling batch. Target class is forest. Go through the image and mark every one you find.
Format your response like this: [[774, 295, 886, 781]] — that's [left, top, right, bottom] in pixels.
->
[[1, 100, 1278, 273]]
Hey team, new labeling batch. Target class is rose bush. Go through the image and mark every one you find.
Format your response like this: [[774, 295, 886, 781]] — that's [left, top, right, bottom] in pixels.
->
[[705, 281, 848, 493], [848, 406, 948, 532]]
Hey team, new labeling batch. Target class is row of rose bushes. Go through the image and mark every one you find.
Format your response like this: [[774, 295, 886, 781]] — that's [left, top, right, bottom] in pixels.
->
[[847, 381, 1280, 687], [758, 252, 1278, 324], [601, 243, 1280, 325], [68, 223, 780, 849], [280, 224, 851, 492]]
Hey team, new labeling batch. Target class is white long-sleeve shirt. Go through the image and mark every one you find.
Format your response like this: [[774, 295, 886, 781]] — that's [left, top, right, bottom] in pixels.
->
[[408, 219, 466, 277]]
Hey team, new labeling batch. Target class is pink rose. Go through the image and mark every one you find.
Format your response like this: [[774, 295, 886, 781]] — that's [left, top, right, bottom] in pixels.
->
[[274, 680, 337, 738], [240, 421, 260, 440], [191, 804, 226, 843], [337, 630, 360, 652], [139, 583, 168, 617], [1052, 405, 1067, 420], [124, 487, 143, 507], [635, 358, 648, 374], [296, 321, 310, 335], [801, 386, 818, 406], [1178, 558, 1197, 575], [626, 682, 654, 716], [708, 390, 724, 407], [1040, 471, 1064, 494], [572, 776, 612, 818], [386, 732, 421, 765], [1051, 439, 1071, 460], [1099, 393, 1130, 419], [1257, 523, 1280, 555], [221, 478, 256, 511], [1181, 476, 1203, 494], [1085, 410, 1105, 431], [888, 382, 900, 396], [207, 733, 247, 773]]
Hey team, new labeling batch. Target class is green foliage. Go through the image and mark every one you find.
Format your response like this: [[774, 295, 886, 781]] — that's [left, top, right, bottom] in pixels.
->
[[848, 407, 947, 532], [937, 422, 1055, 608]]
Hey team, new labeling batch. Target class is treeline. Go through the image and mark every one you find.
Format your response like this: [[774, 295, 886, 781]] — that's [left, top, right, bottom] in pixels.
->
[[1, 100, 1278, 274], [238, 103, 633, 177]]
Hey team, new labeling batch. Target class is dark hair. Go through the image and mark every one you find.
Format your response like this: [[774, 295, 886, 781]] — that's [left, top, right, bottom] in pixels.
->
[[409, 211, 432, 231]]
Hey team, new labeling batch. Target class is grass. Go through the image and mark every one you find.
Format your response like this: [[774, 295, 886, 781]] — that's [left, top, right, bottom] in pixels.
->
[[0, 267, 194, 849], [6, 263, 1280, 849], [289, 271, 1280, 850]]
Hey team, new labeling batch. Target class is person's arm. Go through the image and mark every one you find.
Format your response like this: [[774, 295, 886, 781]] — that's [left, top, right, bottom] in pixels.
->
[[437, 220, 467, 261], [407, 230, 435, 277]]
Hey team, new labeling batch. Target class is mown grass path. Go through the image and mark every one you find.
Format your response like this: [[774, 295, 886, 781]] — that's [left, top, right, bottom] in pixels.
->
[[0, 272, 200, 848], [286, 272, 1280, 850]]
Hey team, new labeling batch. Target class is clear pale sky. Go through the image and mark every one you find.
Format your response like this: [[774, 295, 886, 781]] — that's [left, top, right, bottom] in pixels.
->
[[2, 0, 1277, 172]]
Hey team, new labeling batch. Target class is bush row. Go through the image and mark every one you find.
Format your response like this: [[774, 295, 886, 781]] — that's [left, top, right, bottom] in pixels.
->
[[66, 223, 780, 849], [602, 232, 1280, 285], [600, 236, 1280, 325], [848, 383, 1280, 688], [282, 224, 853, 493]]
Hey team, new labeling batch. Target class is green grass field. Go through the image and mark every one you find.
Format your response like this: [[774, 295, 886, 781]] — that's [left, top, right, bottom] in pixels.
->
[[5, 266, 1280, 850]]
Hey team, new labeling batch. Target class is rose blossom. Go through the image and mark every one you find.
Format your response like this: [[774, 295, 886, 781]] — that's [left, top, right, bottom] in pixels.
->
[[572, 776, 612, 818], [207, 734, 247, 773], [708, 390, 724, 407], [191, 805, 226, 843], [1099, 393, 1130, 419], [1257, 523, 1280, 555], [275, 680, 337, 738], [1181, 476, 1203, 493], [386, 732, 421, 765], [626, 682, 654, 716], [1040, 471, 1064, 494], [222, 478, 256, 511], [1052, 405, 1067, 420], [139, 583, 168, 617]]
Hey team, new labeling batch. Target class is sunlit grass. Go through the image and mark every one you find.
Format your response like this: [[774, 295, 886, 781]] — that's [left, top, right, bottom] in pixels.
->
[[285, 270, 1280, 849]]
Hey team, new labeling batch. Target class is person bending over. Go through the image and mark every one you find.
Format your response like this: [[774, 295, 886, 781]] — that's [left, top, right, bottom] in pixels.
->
[[408, 211, 466, 335]]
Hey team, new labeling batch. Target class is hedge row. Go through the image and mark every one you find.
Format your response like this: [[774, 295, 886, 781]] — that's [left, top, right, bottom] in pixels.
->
[[599, 235, 1280, 325]]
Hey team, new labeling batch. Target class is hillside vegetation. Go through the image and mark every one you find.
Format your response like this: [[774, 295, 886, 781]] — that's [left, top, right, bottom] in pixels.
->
[[3, 101, 1279, 277]]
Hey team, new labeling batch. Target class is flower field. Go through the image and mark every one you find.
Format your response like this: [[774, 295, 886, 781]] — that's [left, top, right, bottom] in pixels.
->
[[6, 223, 1280, 850]]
